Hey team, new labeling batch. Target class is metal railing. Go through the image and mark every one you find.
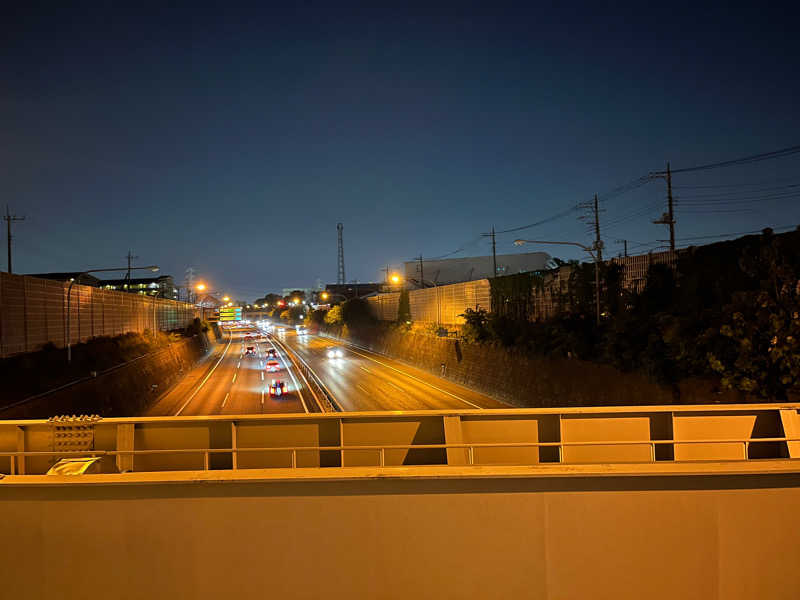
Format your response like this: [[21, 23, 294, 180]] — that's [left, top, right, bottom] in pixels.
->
[[4, 436, 799, 475]]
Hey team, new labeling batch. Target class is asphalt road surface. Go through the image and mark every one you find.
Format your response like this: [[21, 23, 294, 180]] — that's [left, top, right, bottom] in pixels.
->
[[146, 329, 308, 416], [271, 325, 506, 411]]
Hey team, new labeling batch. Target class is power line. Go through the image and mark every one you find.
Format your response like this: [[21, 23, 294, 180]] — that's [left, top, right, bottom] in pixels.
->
[[494, 205, 581, 235], [650, 144, 800, 176]]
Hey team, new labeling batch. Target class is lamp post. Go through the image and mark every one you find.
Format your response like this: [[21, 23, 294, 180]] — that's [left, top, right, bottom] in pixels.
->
[[66, 265, 159, 363], [514, 238, 603, 325]]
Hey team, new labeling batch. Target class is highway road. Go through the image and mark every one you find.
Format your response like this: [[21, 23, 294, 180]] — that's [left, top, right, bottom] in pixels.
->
[[146, 328, 309, 416], [270, 324, 506, 411]]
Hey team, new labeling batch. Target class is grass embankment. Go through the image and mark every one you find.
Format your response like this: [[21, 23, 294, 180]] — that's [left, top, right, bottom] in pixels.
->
[[0, 319, 213, 407]]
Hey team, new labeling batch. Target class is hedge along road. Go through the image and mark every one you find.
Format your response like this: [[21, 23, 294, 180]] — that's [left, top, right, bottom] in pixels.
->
[[145, 328, 308, 416], [271, 325, 506, 411]]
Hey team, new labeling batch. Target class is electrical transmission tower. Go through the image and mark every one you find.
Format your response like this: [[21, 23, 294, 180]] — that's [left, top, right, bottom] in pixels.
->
[[4, 205, 25, 274], [337, 223, 346, 285]]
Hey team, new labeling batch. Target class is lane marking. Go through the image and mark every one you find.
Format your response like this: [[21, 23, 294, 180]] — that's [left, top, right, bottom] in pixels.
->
[[265, 337, 309, 413], [175, 333, 233, 416], [359, 365, 372, 374], [221, 392, 229, 408], [384, 380, 405, 394], [261, 372, 264, 381], [237, 361, 241, 368], [346, 347, 483, 409], [261, 389, 265, 405], [356, 384, 369, 394], [232, 373, 237, 383]]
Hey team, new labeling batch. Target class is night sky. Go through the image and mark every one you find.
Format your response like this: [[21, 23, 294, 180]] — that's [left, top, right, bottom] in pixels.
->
[[3, 2, 799, 300]]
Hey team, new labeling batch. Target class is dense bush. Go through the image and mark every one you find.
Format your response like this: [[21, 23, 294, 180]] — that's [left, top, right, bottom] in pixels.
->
[[472, 228, 800, 399]]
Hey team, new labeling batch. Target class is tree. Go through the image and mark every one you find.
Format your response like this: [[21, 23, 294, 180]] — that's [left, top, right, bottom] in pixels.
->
[[309, 309, 327, 325], [460, 308, 489, 342], [341, 298, 375, 328], [324, 305, 343, 326], [707, 235, 800, 399], [397, 289, 411, 323], [254, 293, 282, 307]]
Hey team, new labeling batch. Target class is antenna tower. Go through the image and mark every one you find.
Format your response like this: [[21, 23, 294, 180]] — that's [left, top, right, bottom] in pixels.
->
[[337, 223, 346, 284]]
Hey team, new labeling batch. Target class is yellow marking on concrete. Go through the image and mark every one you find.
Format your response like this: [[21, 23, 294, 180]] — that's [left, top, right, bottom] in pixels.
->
[[221, 392, 229, 408]]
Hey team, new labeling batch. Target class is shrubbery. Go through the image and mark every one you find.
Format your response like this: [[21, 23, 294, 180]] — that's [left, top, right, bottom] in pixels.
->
[[462, 228, 800, 399]]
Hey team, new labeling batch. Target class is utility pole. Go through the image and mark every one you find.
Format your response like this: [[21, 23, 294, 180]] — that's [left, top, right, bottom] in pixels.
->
[[653, 162, 676, 253], [124, 250, 139, 287], [4, 205, 25, 274], [381, 264, 389, 284], [593, 194, 603, 263], [666, 162, 675, 252], [337, 223, 346, 285], [417, 254, 425, 289], [615, 239, 628, 257], [481, 226, 497, 277]]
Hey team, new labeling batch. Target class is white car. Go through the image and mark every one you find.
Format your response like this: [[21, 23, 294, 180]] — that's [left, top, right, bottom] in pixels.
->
[[326, 348, 344, 359]]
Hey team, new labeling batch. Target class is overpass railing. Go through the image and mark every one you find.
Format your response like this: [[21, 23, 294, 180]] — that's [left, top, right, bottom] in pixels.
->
[[2, 403, 800, 476]]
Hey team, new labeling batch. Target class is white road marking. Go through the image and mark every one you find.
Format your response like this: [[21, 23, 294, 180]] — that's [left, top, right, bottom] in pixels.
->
[[232, 373, 237, 383], [175, 332, 233, 416], [261, 372, 264, 380], [356, 384, 369, 394], [359, 365, 372, 374], [346, 347, 483, 409], [221, 392, 229, 408], [384, 380, 405, 394], [237, 361, 241, 368], [265, 336, 309, 413]]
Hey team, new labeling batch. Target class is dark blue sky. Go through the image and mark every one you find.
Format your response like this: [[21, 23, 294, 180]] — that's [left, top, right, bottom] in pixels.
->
[[3, 2, 799, 300]]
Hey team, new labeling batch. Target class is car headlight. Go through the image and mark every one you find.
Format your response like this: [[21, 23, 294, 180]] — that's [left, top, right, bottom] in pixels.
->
[[335, 349, 343, 358], [327, 349, 334, 358]]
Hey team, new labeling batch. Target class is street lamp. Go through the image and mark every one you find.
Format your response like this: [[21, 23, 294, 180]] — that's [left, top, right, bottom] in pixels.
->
[[514, 238, 603, 325], [66, 266, 160, 363]]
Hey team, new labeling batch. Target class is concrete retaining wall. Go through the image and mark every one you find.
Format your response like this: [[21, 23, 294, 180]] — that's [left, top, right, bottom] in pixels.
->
[[330, 325, 761, 407], [0, 335, 208, 419]]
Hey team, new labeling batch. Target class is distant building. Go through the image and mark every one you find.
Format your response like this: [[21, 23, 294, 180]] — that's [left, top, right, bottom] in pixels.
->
[[97, 275, 178, 299], [403, 252, 550, 288], [324, 282, 382, 300], [25, 272, 102, 285]]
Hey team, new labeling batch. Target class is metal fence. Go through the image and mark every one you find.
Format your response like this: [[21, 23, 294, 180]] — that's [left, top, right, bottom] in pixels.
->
[[0, 273, 198, 357], [368, 280, 491, 326]]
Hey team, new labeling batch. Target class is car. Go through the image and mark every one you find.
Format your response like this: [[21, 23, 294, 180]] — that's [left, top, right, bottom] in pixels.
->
[[266, 360, 280, 372], [269, 379, 288, 397], [326, 348, 344, 359], [266, 348, 278, 359], [244, 346, 256, 356]]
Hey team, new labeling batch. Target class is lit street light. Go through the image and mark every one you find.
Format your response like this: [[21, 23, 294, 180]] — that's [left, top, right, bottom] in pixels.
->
[[514, 238, 603, 325], [67, 265, 160, 363], [390, 274, 402, 284]]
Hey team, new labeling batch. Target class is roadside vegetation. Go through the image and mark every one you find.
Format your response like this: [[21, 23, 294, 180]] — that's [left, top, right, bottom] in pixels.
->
[[460, 228, 800, 400], [0, 319, 212, 407]]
